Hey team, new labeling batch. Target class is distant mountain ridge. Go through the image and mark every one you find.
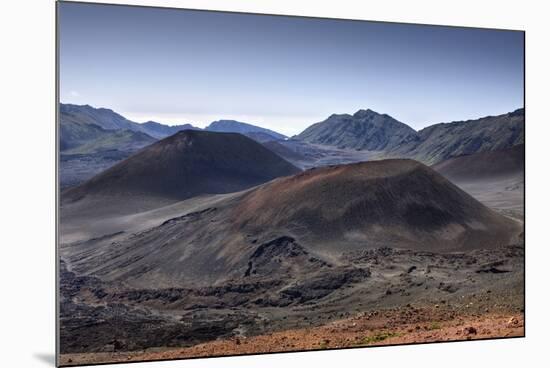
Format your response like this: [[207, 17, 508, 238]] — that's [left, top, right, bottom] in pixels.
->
[[59, 107, 156, 154], [58, 103, 292, 188], [295, 108, 524, 165], [295, 109, 419, 151], [140, 121, 200, 139], [60, 104, 198, 141], [60, 104, 140, 132], [387, 108, 525, 164], [60, 103, 524, 175], [60, 103, 287, 144], [206, 120, 287, 141]]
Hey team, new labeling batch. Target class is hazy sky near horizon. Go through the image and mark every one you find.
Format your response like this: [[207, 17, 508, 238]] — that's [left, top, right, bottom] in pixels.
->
[[59, 2, 524, 136]]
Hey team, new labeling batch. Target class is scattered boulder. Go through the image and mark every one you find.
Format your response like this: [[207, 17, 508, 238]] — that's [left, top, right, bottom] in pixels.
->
[[507, 317, 520, 327]]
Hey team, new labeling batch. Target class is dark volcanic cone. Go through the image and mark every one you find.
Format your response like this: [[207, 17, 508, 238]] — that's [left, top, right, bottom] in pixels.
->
[[62, 130, 301, 202], [233, 159, 521, 252]]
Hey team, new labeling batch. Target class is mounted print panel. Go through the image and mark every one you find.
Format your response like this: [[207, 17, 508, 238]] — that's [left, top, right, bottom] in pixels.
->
[[56, 1, 525, 366]]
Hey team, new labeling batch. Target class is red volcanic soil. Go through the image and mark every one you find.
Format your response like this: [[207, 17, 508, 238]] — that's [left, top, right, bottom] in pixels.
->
[[59, 306, 524, 366]]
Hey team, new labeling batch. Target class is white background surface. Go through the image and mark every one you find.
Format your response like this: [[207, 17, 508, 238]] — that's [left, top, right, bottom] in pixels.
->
[[0, 0, 548, 367]]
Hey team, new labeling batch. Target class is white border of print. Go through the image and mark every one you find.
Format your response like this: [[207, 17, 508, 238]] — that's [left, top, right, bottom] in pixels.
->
[[1, 1, 548, 368]]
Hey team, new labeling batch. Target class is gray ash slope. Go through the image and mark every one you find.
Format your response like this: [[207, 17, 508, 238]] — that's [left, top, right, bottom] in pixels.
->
[[431, 144, 524, 183], [61, 159, 521, 289], [431, 144, 525, 220], [62, 130, 300, 203]]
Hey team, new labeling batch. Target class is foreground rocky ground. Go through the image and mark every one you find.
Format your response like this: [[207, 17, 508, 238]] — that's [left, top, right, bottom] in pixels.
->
[[58, 243, 524, 366], [59, 307, 523, 366]]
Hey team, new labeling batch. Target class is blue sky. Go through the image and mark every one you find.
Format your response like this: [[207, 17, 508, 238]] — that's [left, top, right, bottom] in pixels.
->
[[58, 2, 524, 136]]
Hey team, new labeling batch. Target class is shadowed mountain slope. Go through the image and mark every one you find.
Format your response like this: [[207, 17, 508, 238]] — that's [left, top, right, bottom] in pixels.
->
[[62, 130, 300, 203], [388, 109, 524, 164], [431, 144, 524, 218], [431, 144, 524, 182]]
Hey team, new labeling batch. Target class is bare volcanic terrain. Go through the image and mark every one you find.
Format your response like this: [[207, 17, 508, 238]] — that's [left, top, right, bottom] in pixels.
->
[[61, 160, 521, 289], [59, 242, 524, 365], [59, 158, 524, 365], [62, 130, 300, 204]]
